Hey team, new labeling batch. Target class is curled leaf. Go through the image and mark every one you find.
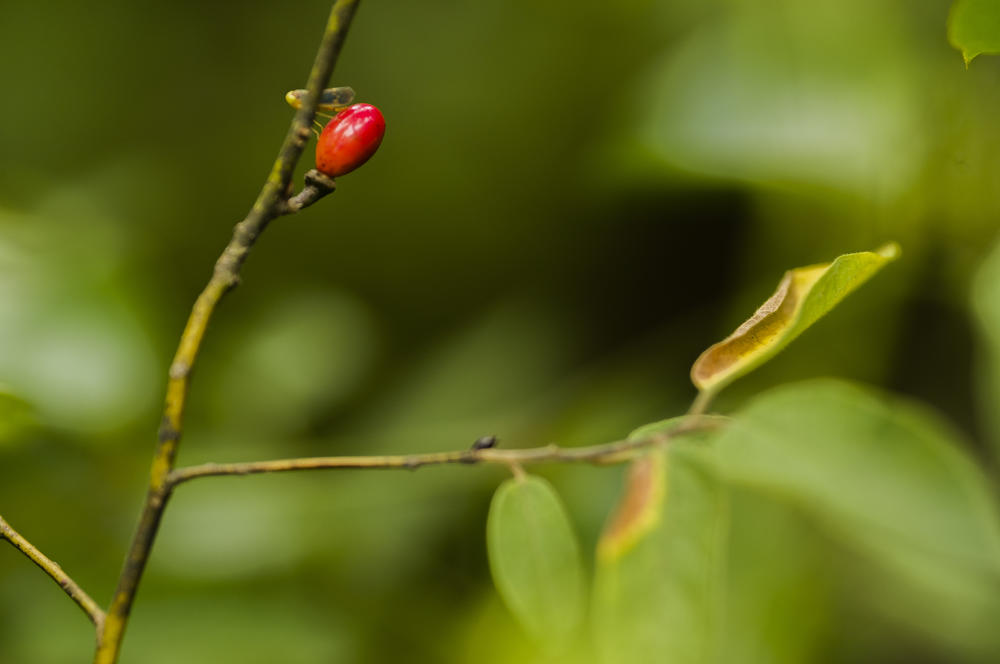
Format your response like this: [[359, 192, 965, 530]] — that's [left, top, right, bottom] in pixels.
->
[[593, 445, 728, 664], [691, 243, 899, 397], [597, 451, 667, 562]]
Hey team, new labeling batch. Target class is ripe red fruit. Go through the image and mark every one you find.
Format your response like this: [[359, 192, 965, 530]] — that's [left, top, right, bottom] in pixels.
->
[[315, 103, 385, 177]]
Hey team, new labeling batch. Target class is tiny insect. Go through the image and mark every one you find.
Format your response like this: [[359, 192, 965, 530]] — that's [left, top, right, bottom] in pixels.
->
[[284, 86, 356, 113]]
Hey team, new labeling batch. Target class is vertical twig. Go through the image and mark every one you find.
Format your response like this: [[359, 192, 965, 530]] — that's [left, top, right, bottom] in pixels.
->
[[93, 2, 362, 662]]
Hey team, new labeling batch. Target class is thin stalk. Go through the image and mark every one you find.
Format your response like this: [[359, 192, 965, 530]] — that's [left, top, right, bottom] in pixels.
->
[[94, 3, 362, 662]]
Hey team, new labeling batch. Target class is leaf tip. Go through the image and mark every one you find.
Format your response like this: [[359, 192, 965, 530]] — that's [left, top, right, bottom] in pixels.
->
[[876, 242, 902, 261]]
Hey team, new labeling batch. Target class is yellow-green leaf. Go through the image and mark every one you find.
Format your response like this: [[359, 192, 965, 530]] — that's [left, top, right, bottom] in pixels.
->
[[948, 0, 1000, 66], [690, 243, 899, 397], [486, 475, 585, 649]]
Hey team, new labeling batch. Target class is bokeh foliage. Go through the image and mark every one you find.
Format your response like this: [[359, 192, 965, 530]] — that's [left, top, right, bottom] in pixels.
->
[[1, 0, 999, 661]]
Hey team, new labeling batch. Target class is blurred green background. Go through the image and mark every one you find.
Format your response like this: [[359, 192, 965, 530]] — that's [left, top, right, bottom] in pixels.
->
[[1, 0, 999, 661]]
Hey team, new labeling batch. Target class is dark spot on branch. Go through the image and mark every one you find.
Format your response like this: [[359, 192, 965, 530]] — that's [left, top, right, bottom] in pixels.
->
[[470, 435, 498, 450], [158, 423, 180, 443]]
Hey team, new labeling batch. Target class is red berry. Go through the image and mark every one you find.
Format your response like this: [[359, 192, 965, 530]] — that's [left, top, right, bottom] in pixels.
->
[[315, 103, 385, 177]]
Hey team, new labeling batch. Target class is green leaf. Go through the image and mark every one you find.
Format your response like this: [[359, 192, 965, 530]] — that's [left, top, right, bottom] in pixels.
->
[[713, 379, 1000, 647], [592, 446, 729, 663], [691, 243, 899, 397], [486, 475, 586, 649], [720, 492, 835, 664], [714, 379, 1000, 564], [948, 0, 1000, 65]]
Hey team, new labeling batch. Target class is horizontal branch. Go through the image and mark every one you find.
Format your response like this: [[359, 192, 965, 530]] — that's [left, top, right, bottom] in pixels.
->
[[167, 417, 724, 487], [0, 513, 105, 629]]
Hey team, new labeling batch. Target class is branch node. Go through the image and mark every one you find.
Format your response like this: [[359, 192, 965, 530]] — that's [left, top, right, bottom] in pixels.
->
[[280, 169, 338, 215], [157, 421, 180, 444], [304, 169, 337, 190], [167, 362, 190, 380]]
